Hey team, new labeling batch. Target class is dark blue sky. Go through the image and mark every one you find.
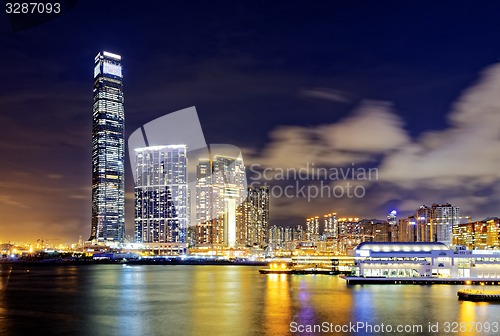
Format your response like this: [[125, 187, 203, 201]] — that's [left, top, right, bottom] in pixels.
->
[[2, 1, 500, 241]]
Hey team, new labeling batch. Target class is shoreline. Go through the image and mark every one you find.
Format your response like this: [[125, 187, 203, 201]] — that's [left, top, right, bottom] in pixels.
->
[[0, 259, 268, 266], [344, 276, 500, 285]]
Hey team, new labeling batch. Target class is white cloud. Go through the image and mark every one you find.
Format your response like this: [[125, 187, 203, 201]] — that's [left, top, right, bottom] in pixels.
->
[[379, 63, 500, 189], [315, 100, 409, 153], [247, 100, 408, 170]]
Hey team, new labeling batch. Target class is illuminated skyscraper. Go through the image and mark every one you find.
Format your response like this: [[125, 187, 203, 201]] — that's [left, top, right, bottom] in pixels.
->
[[195, 158, 212, 245], [90, 51, 125, 243], [194, 155, 246, 247], [134, 145, 188, 243], [242, 186, 270, 247], [211, 155, 246, 248]]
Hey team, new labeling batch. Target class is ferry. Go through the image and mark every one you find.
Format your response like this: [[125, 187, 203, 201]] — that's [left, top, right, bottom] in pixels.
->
[[259, 255, 355, 275]]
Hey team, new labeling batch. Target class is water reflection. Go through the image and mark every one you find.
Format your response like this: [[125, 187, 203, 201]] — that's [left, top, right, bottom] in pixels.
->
[[458, 301, 477, 336], [0, 266, 500, 335], [264, 274, 291, 335], [188, 266, 256, 335], [291, 276, 352, 335]]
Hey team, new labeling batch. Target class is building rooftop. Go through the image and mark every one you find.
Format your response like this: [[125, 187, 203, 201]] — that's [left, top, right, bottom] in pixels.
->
[[355, 242, 450, 253]]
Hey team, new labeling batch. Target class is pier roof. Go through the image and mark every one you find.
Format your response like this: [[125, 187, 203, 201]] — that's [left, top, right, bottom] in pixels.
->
[[355, 242, 450, 253]]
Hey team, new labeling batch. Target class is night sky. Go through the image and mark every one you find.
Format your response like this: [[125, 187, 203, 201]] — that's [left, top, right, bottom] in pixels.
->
[[2, 1, 500, 242]]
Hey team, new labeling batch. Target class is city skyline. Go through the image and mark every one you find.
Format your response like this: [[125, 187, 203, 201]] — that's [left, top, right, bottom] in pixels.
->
[[3, 4, 500, 336], [3, 2, 500, 242]]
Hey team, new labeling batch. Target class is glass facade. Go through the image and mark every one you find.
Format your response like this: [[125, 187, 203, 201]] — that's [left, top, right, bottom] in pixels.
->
[[134, 146, 188, 243], [90, 51, 125, 243]]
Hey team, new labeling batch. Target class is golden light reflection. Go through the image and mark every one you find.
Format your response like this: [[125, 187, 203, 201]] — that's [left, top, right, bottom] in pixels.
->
[[189, 266, 253, 335], [458, 301, 477, 336], [264, 274, 291, 336]]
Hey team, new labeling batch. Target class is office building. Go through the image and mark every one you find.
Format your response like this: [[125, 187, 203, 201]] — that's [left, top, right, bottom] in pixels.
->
[[90, 51, 125, 243]]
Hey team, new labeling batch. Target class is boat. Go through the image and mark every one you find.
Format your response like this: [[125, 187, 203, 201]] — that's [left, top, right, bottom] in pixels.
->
[[258, 261, 342, 275], [258, 267, 337, 275]]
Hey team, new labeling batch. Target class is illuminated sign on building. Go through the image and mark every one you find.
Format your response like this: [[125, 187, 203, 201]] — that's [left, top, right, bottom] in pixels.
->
[[103, 62, 122, 77]]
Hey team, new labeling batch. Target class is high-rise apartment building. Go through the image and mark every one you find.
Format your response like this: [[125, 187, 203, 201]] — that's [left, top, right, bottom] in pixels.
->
[[194, 155, 246, 247], [324, 213, 338, 239], [293, 225, 304, 241], [90, 51, 125, 243], [453, 218, 500, 249], [134, 145, 188, 243], [268, 225, 283, 247], [195, 159, 212, 245], [387, 210, 398, 242], [415, 203, 460, 246], [242, 186, 270, 247], [305, 216, 320, 242], [397, 216, 417, 242]]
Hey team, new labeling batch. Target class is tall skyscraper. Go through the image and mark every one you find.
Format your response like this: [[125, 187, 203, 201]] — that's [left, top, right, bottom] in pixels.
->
[[90, 51, 125, 243], [134, 145, 188, 243]]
